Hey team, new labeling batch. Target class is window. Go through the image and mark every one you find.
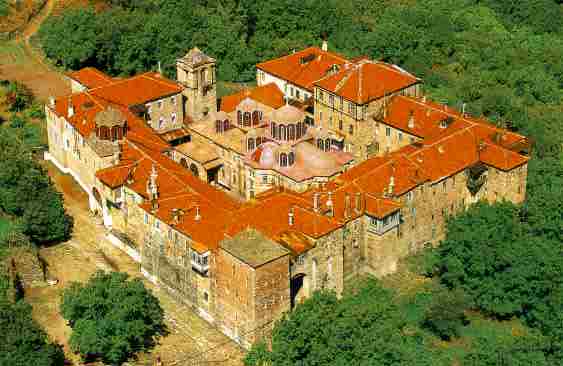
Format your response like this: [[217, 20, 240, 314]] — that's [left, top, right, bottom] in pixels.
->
[[168, 228, 173, 240], [155, 219, 160, 230], [144, 213, 148, 224], [442, 181, 447, 192], [203, 291, 209, 302], [319, 91, 324, 102], [349, 125, 354, 135], [329, 116, 333, 127], [262, 175, 268, 184], [290, 86, 294, 96], [296, 255, 305, 265], [171, 96, 176, 105], [237, 111, 242, 125], [406, 191, 414, 202], [399, 132, 403, 141], [243, 112, 251, 127], [386, 127, 391, 137], [339, 120, 343, 130], [171, 113, 177, 124], [329, 94, 334, 106], [158, 117, 164, 129], [296, 90, 300, 99], [158, 101, 163, 109]]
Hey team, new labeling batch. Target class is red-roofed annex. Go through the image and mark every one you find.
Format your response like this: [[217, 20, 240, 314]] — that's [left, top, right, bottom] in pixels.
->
[[44, 43, 530, 348]]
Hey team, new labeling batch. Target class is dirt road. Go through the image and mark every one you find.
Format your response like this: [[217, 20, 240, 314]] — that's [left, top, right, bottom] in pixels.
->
[[0, 0, 69, 101]]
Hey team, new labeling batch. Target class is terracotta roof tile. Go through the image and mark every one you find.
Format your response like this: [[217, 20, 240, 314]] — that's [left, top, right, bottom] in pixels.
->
[[220, 83, 285, 112], [67, 67, 115, 89], [315, 61, 419, 104], [89, 73, 183, 106], [257, 47, 348, 91]]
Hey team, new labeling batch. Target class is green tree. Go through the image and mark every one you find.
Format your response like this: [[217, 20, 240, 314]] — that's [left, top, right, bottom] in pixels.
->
[[60, 271, 166, 365], [0, 274, 65, 366], [421, 288, 469, 340]]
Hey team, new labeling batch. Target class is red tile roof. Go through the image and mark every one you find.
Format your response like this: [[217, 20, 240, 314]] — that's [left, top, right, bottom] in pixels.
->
[[67, 67, 115, 89], [257, 47, 348, 91], [220, 83, 286, 112], [315, 61, 419, 104], [89, 72, 183, 106]]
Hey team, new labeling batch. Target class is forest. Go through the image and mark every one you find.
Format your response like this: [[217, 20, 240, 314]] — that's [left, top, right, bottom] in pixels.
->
[[32, 0, 563, 365]]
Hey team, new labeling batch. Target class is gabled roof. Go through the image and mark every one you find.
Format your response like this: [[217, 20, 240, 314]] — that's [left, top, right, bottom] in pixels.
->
[[315, 61, 419, 104], [256, 47, 348, 91], [89, 72, 183, 106], [67, 67, 115, 89], [220, 83, 285, 112]]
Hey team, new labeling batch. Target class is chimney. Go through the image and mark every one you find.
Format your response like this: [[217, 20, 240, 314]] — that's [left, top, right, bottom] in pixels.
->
[[313, 192, 320, 212], [146, 164, 159, 213], [67, 98, 74, 118], [388, 176, 395, 196], [321, 40, 328, 52], [172, 208, 180, 225], [344, 193, 351, 219], [354, 192, 362, 214], [326, 191, 334, 217], [49, 96, 55, 108], [288, 207, 295, 226], [408, 110, 415, 129], [194, 205, 201, 221]]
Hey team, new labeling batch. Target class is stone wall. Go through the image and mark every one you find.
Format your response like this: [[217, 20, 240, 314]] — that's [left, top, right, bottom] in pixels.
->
[[145, 93, 184, 133]]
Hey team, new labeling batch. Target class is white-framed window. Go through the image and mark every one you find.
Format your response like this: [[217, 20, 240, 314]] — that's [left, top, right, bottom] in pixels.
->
[[158, 117, 164, 129], [144, 212, 149, 224], [386, 127, 391, 137]]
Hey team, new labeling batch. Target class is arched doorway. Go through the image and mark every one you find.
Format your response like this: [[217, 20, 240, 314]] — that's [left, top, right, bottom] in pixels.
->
[[290, 273, 308, 308]]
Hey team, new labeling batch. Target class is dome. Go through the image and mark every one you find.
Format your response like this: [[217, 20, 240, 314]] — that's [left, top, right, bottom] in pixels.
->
[[258, 142, 277, 168], [238, 97, 259, 112], [294, 142, 340, 170], [270, 104, 303, 124]]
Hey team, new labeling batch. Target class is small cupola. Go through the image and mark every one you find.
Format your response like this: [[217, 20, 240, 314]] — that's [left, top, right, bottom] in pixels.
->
[[94, 107, 128, 141]]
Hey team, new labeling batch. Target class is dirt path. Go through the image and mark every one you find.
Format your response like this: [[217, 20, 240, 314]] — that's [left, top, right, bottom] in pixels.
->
[[0, 0, 69, 101]]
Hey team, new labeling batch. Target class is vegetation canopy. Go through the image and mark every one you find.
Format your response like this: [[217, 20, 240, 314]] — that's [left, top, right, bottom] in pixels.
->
[[60, 271, 166, 365]]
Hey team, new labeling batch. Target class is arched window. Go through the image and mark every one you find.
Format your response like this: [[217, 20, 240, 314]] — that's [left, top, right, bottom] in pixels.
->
[[252, 111, 260, 126], [99, 126, 109, 140], [325, 138, 331, 151], [288, 125, 295, 140], [271, 122, 276, 138], [243, 112, 251, 127], [296, 123, 301, 139], [111, 126, 119, 141], [280, 125, 286, 141], [317, 139, 324, 151], [247, 138, 255, 151], [256, 137, 261, 146], [302, 123, 307, 135], [158, 117, 165, 129], [280, 153, 288, 167], [223, 119, 229, 131], [190, 163, 199, 177], [215, 120, 222, 133], [180, 158, 188, 168], [288, 152, 295, 165], [237, 111, 242, 125]]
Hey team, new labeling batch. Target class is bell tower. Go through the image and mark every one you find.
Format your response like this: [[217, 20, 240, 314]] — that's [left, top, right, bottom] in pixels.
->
[[176, 48, 217, 122]]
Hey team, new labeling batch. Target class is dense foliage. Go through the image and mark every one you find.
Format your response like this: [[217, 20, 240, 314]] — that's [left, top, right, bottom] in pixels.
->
[[60, 271, 166, 365], [246, 280, 438, 366], [0, 0, 8, 17], [0, 274, 65, 366], [0, 128, 72, 244]]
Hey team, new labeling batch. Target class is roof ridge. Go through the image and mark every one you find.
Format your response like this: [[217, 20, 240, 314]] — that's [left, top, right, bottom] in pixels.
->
[[140, 73, 183, 90]]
